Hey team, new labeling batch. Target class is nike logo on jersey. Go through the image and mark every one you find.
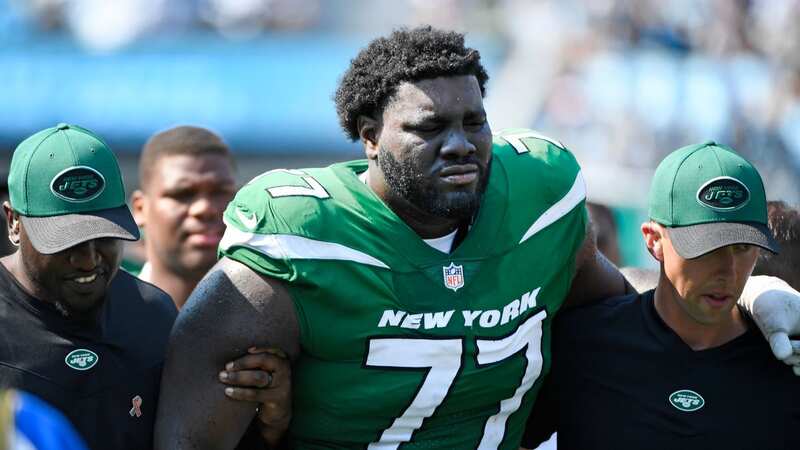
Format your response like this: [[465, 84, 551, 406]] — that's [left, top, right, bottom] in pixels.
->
[[377, 287, 540, 330], [235, 207, 258, 230]]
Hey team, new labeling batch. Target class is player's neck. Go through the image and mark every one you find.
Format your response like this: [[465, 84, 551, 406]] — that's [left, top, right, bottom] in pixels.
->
[[653, 277, 748, 351], [391, 204, 462, 239], [147, 260, 202, 310]]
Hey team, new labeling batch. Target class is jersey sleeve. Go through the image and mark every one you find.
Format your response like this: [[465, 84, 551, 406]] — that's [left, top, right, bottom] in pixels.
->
[[492, 128, 588, 249], [493, 128, 585, 207], [218, 169, 320, 282]]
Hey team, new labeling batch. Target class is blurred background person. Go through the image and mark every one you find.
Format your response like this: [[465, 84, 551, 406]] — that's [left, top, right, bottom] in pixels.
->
[[587, 201, 621, 266], [131, 126, 236, 309], [753, 200, 800, 290]]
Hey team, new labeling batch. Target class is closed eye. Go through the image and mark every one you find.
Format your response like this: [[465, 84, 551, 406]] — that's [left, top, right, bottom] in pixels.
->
[[406, 122, 442, 133], [464, 118, 487, 131]]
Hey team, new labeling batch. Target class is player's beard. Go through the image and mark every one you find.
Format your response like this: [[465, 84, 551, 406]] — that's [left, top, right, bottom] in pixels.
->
[[377, 147, 490, 221]]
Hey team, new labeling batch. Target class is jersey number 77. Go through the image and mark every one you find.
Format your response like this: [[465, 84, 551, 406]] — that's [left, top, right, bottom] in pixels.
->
[[365, 310, 547, 449]]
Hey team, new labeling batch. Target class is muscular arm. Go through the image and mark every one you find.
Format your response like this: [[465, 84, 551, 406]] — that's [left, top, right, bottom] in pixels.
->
[[154, 257, 300, 450], [563, 227, 635, 308]]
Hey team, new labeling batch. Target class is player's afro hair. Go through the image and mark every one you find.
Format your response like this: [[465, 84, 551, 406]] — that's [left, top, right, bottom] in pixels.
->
[[334, 26, 489, 141]]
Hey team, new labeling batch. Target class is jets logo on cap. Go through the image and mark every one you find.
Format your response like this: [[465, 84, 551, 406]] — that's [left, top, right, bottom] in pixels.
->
[[50, 166, 106, 202], [696, 176, 750, 211]]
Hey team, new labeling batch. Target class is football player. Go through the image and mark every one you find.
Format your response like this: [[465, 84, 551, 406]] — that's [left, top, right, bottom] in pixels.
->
[[132, 126, 237, 309], [155, 27, 800, 449]]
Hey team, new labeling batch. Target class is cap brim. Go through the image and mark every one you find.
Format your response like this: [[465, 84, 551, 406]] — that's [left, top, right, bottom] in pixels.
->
[[21, 205, 140, 255], [667, 221, 779, 259]]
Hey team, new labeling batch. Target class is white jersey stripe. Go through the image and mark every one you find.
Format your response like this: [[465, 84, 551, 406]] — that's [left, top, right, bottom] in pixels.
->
[[220, 219, 390, 269], [518, 171, 586, 244]]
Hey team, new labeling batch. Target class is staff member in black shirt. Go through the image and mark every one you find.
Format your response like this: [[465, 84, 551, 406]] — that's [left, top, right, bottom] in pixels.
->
[[524, 142, 800, 450], [0, 123, 176, 450], [0, 124, 290, 450]]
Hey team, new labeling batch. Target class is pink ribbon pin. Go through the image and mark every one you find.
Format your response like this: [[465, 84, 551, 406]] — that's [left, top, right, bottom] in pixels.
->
[[129, 395, 143, 418]]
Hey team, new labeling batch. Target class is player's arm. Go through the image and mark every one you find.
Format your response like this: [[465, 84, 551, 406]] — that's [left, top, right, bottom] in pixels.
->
[[154, 257, 300, 450], [563, 225, 635, 308]]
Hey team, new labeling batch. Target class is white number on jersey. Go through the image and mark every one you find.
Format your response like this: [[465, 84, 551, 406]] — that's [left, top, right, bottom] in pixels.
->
[[365, 310, 547, 449], [499, 130, 565, 154], [246, 169, 331, 199], [365, 338, 463, 450]]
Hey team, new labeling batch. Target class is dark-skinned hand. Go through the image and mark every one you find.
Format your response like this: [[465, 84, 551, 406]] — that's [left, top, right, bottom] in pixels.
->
[[219, 347, 292, 448]]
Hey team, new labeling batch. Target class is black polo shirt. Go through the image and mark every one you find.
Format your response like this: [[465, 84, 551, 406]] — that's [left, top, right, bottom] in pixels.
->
[[0, 264, 177, 450], [523, 290, 800, 450]]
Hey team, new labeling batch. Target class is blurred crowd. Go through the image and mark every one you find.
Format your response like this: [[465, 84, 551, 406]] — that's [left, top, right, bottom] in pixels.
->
[[488, 0, 800, 205], [0, 0, 491, 48], [3, 0, 798, 205]]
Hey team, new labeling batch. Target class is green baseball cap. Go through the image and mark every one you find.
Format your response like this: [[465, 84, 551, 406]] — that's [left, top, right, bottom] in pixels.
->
[[648, 141, 779, 259], [8, 123, 139, 254]]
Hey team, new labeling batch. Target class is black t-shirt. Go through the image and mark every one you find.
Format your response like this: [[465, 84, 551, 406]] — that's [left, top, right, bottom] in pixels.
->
[[523, 290, 800, 450], [0, 264, 177, 450]]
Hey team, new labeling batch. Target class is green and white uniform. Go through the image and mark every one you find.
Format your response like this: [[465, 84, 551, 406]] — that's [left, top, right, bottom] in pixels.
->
[[219, 129, 588, 449]]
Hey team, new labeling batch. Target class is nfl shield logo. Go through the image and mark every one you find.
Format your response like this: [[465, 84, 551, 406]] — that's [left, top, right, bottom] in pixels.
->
[[442, 262, 465, 292]]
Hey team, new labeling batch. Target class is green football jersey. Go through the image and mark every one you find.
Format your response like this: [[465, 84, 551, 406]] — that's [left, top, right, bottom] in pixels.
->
[[219, 129, 588, 449]]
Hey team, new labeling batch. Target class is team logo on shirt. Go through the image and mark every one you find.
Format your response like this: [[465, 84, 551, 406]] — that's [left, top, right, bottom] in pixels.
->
[[442, 263, 465, 292], [669, 389, 705, 412], [65, 349, 99, 371]]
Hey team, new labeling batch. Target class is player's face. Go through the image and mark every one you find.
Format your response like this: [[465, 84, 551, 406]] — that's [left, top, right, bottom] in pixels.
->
[[140, 153, 235, 279], [18, 228, 122, 319], [661, 232, 759, 325], [376, 75, 492, 221]]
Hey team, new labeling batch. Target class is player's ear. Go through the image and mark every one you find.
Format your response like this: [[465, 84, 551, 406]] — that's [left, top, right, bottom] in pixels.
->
[[641, 221, 665, 262], [358, 115, 380, 160], [130, 190, 147, 228], [3, 201, 20, 247]]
